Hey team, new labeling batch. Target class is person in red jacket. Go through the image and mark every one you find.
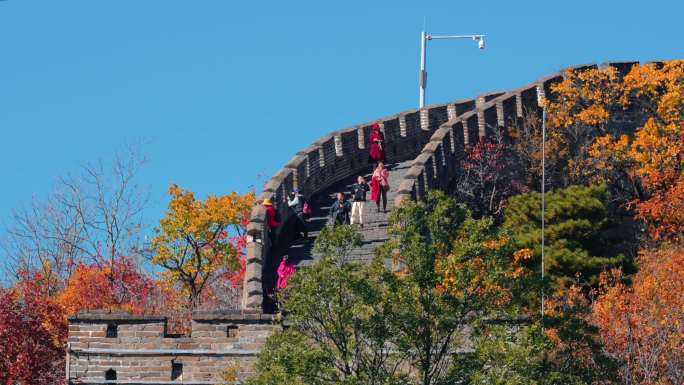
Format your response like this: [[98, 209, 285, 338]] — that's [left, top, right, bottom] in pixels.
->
[[368, 122, 386, 166], [263, 198, 280, 246]]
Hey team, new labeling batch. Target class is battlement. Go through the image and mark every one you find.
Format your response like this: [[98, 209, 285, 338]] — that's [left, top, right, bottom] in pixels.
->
[[242, 60, 652, 314], [67, 310, 278, 384]]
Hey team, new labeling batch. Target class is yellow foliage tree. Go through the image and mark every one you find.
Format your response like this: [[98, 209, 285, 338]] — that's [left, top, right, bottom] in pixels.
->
[[151, 185, 255, 309], [548, 61, 684, 240]]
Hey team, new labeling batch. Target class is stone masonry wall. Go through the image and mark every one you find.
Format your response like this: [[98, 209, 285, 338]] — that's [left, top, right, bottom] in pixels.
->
[[240, 96, 495, 311], [393, 61, 643, 205], [68, 311, 278, 384], [242, 61, 650, 314]]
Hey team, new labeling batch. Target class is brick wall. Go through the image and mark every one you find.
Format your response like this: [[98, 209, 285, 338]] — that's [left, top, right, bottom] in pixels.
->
[[241, 95, 499, 312], [243, 60, 652, 313], [67, 311, 278, 384], [394, 61, 647, 205]]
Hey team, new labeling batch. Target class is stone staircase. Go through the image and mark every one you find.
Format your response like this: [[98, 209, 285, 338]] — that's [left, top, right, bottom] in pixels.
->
[[261, 160, 411, 312], [282, 160, 411, 267]]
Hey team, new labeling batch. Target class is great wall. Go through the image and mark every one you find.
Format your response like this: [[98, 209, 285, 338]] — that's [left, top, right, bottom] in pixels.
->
[[67, 60, 645, 384]]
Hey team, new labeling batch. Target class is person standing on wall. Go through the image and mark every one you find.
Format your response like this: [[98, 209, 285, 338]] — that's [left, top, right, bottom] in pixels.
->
[[263, 198, 281, 247], [350, 175, 369, 227], [329, 192, 351, 225], [276, 255, 296, 290], [371, 162, 390, 213], [287, 189, 309, 240], [368, 122, 386, 166]]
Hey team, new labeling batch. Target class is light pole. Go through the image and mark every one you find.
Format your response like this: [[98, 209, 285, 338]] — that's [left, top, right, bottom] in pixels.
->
[[419, 31, 486, 108]]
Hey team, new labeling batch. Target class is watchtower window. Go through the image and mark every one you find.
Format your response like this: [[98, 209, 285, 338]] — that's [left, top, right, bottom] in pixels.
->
[[106, 324, 117, 338], [227, 325, 239, 338], [105, 369, 117, 380], [171, 362, 183, 380]]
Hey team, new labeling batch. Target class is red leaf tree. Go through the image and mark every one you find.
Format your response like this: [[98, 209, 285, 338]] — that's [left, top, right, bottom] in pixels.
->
[[0, 274, 67, 385], [455, 134, 527, 219]]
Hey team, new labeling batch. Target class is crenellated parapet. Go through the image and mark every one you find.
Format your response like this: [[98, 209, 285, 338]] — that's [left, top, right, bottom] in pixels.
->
[[240, 94, 507, 311], [243, 60, 647, 313], [67, 310, 278, 384], [393, 61, 643, 205]]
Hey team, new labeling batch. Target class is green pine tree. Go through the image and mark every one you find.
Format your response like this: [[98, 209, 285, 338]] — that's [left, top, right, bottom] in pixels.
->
[[503, 184, 632, 289]]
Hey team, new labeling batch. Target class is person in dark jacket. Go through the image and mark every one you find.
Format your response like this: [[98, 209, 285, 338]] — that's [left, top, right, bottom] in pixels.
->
[[350, 176, 369, 227], [329, 192, 351, 225], [287, 189, 308, 239]]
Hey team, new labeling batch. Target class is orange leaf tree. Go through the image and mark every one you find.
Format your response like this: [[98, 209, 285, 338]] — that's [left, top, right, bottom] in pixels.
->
[[593, 245, 684, 385], [56, 256, 156, 316], [547, 61, 684, 240], [151, 185, 255, 309]]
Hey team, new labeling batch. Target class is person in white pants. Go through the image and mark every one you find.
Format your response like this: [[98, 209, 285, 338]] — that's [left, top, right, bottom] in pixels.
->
[[350, 175, 370, 227]]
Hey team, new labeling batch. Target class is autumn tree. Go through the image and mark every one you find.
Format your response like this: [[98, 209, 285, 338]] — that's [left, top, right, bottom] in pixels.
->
[[503, 184, 635, 290], [545, 65, 626, 190], [56, 256, 156, 316], [1, 146, 150, 295], [547, 61, 684, 240], [507, 111, 548, 190], [466, 286, 619, 385], [0, 274, 67, 385], [593, 245, 684, 385], [151, 185, 255, 309], [455, 132, 527, 219], [377, 191, 520, 385]]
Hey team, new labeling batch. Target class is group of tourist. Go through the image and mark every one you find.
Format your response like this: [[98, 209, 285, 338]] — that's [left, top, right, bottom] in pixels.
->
[[263, 121, 390, 232], [329, 161, 390, 226], [266, 122, 390, 289], [327, 121, 390, 226]]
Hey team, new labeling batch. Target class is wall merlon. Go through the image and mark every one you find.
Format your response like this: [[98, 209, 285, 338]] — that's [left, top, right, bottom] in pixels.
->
[[284, 154, 307, 170], [603, 61, 639, 77], [562, 63, 598, 74]]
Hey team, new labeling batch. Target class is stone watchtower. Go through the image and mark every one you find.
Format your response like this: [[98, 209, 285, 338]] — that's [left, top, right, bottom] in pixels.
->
[[67, 310, 277, 384]]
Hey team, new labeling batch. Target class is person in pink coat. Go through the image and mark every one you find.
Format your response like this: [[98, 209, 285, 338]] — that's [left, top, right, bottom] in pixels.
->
[[276, 255, 296, 290], [368, 122, 386, 165], [371, 162, 390, 213]]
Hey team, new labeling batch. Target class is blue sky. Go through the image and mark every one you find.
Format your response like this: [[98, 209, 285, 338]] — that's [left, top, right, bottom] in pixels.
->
[[0, 0, 682, 246]]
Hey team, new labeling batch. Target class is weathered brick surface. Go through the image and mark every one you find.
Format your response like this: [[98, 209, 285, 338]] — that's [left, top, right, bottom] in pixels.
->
[[393, 61, 647, 206], [67, 311, 278, 384]]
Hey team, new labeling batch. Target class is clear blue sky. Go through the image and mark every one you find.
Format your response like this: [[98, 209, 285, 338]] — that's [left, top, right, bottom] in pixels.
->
[[0, 0, 681, 242]]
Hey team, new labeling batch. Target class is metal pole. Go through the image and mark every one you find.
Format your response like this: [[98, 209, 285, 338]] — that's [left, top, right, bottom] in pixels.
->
[[417, 33, 485, 108], [65, 341, 70, 384], [419, 31, 427, 108], [541, 107, 546, 321]]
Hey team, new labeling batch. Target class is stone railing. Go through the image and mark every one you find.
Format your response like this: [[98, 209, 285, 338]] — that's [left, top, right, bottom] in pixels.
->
[[393, 61, 642, 205], [241, 93, 507, 311]]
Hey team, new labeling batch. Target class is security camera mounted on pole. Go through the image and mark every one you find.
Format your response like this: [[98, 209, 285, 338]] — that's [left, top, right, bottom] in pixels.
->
[[419, 31, 486, 108]]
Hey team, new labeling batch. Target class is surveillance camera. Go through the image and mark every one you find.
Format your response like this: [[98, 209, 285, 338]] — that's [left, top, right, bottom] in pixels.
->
[[478, 38, 485, 50]]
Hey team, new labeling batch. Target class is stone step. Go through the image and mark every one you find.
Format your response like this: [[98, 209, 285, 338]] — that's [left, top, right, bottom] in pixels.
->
[[279, 161, 410, 268]]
